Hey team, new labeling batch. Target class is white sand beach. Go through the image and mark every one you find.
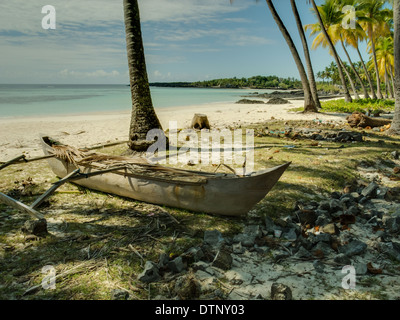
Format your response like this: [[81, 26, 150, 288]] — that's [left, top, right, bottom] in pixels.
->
[[0, 99, 348, 162]]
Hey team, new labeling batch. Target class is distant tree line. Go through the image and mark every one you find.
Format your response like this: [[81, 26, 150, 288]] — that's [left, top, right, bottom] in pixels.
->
[[150, 75, 303, 90]]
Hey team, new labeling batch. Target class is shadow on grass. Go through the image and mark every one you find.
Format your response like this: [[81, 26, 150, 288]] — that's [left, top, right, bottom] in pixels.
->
[[0, 184, 247, 300]]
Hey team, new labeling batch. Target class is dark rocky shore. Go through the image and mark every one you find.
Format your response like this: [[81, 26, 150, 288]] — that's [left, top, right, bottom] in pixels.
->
[[243, 90, 344, 101]]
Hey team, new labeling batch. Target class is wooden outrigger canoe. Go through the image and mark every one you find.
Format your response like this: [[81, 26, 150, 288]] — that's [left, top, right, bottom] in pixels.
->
[[41, 136, 290, 216]]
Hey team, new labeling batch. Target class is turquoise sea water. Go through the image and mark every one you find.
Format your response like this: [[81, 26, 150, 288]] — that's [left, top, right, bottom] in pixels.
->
[[0, 85, 272, 118]]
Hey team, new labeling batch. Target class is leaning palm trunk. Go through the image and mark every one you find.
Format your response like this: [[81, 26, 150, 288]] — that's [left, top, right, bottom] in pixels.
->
[[124, 0, 163, 151], [389, 65, 395, 99], [389, 0, 400, 135], [385, 63, 394, 99], [290, 0, 321, 109], [340, 38, 369, 99], [384, 61, 390, 99], [309, 0, 352, 102], [368, 24, 383, 99], [356, 45, 376, 99], [266, 0, 317, 112], [338, 56, 360, 100]]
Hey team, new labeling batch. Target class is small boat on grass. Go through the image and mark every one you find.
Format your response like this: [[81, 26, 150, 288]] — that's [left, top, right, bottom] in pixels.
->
[[41, 136, 290, 216]]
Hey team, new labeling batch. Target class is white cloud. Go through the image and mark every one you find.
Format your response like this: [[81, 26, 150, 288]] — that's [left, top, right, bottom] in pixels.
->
[[0, 0, 264, 83], [0, 0, 250, 34], [139, 0, 250, 23], [152, 70, 172, 81], [58, 69, 120, 78]]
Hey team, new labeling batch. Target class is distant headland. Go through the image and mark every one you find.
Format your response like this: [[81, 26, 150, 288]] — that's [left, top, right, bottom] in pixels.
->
[[150, 75, 303, 90]]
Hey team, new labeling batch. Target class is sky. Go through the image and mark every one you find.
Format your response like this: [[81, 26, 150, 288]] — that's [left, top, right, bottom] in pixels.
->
[[0, 0, 369, 84]]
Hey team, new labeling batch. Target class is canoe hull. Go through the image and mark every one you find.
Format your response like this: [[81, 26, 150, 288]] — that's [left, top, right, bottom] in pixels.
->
[[41, 137, 290, 216]]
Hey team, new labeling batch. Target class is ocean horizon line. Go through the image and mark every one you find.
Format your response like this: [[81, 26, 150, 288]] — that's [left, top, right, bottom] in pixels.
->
[[0, 85, 269, 118]]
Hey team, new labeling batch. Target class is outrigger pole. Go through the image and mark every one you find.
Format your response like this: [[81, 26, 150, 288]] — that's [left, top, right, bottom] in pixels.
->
[[0, 139, 129, 228]]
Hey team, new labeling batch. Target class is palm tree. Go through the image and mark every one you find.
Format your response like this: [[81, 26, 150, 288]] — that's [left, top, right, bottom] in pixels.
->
[[307, 0, 353, 102], [388, 0, 399, 134], [335, 0, 371, 98], [290, 0, 322, 109], [358, 0, 391, 99], [123, 0, 164, 151], [355, 34, 378, 99], [339, 55, 361, 99], [266, 0, 319, 112], [375, 35, 395, 98]]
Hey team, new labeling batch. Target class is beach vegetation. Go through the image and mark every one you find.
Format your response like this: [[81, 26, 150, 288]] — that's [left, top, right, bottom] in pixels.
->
[[321, 97, 395, 112], [307, 0, 353, 102], [189, 75, 303, 89], [358, 0, 392, 99]]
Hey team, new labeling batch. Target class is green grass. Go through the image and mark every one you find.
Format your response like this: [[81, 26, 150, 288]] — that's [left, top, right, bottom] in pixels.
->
[[321, 98, 395, 114], [289, 98, 395, 114]]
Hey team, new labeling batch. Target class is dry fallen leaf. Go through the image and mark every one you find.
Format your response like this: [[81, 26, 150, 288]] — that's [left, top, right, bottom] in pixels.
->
[[367, 262, 382, 275], [331, 242, 339, 252]]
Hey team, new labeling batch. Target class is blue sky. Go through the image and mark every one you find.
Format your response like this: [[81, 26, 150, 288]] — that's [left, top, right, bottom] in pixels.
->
[[0, 0, 368, 84]]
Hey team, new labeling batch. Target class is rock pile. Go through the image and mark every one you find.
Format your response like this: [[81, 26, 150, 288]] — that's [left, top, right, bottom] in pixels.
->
[[137, 179, 400, 300], [266, 97, 290, 105], [235, 99, 265, 105], [288, 128, 364, 143]]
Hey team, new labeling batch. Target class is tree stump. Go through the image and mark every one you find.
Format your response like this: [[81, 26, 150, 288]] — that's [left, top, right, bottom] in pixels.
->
[[346, 111, 392, 128], [191, 114, 210, 130]]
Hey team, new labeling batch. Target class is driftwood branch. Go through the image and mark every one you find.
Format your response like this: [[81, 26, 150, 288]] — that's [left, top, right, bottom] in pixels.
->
[[0, 155, 26, 171], [346, 111, 392, 128]]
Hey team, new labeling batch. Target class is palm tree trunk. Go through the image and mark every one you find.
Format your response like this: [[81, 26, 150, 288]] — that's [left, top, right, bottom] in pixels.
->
[[356, 45, 376, 99], [309, 0, 352, 102], [338, 55, 360, 100], [340, 38, 369, 99], [389, 64, 395, 99], [368, 24, 383, 99], [389, 0, 400, 134], [123, 0, 163, 151], [384, 61, 389, 99], [386, 65, 394, 99], [266, 0, 317, 112], [290, 0, 321, 109]]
